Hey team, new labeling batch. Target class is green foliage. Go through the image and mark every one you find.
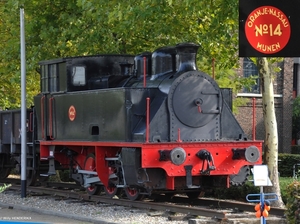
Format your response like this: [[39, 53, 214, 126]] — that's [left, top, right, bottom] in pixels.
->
[[278, 154, 300, 177], [212, 68, 254, 113], [285, 180, 300, 223], [0, 0, 250, 109], [279, 177, 295, 204], [58, 170, 71, 182], [292, 96, 300, 140], [0, 1, 40, 108], [210, 182, 259, 201], [208, 177, 294, 204], [0, 184, 11, 193], [293, 97, 300, 118]]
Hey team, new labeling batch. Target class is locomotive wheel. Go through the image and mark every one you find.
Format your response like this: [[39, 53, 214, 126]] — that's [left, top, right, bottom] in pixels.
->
[[104, 167, 121, 198], [27, 169, 37, 186], [84, 154, 101, 195], [26, 158, 38, 186], [104, 185, 121, 198], [124, 187, 144, 201]]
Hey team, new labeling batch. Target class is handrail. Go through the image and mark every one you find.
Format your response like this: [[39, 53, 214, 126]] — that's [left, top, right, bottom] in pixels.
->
[[29, 112, 33, 132], [143, 57, 146, 88], [49, 97, 55, 140], [41, 95, 45, 139], [146, 97, 150, 143], [252, 98, 256, 141]]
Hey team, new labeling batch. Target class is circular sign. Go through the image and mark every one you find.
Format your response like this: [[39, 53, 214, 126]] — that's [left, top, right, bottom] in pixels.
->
[[245, 6, 291, 54], [68, 105, 76, 121]]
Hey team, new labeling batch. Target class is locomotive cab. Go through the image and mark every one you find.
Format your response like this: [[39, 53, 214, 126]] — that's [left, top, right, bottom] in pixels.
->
[[34, 55, 135, 141]]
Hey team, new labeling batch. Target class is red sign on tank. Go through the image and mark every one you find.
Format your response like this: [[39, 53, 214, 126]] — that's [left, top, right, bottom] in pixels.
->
[[68, 105, 76, 121], [245, 6, 291, 54]]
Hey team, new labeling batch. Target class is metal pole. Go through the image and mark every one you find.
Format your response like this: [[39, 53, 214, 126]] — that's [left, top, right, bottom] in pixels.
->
[[212, 58, 215, 80], [260, 186, 265, 224], [143, 57, 147, 88], [20, 8, 27, 198], [252, 98, 256, 141], [146, 97, 150, 143]]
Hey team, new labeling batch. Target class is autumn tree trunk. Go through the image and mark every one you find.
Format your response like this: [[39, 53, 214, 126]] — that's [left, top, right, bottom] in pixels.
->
[[257, 57, 285, 208]]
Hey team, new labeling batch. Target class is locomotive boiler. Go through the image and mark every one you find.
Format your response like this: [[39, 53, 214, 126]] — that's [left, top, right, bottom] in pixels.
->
[[0, 42, 263, 200]]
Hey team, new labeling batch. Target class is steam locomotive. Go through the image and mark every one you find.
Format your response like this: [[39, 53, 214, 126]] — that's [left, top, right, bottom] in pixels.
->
[[0, 42, 263, 200]]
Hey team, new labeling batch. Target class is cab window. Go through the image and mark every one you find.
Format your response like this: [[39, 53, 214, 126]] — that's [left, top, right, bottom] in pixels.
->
[[72, 66, 86, 86]]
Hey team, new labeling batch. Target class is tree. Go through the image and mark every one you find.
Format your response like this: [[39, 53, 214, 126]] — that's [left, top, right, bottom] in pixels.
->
[[257, 57, 285, 208], [0, 1, 40, 108], [0, 0, 252, 108]]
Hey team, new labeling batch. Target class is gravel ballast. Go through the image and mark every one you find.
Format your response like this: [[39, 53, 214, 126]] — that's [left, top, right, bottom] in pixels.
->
[[0, 190, 189, 224]]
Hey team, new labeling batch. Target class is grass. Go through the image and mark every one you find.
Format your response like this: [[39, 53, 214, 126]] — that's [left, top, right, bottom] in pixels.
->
[[0, 184, 11, 193], [208, 176, 298, 204], [279, 177, 297, 204]]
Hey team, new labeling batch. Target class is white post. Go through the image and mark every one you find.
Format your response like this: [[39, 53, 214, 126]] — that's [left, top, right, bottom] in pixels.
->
[[20, 7, 27, 198]]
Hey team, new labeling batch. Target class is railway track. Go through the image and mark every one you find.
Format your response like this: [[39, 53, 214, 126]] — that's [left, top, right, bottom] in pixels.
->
[[171, 196, 286, 218], [7, 185, 227, 220], [2, 181, 286, 222]]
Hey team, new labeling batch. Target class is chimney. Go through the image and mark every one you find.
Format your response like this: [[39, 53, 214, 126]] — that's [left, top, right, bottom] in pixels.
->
[[176, 43, 199, 72]]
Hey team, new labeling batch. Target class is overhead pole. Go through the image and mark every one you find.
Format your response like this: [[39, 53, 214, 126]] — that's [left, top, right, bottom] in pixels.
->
[[20, 7, 27, 198]]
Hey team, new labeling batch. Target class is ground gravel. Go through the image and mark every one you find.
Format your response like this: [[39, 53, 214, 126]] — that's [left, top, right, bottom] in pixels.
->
[[0, 189, 190, 224]]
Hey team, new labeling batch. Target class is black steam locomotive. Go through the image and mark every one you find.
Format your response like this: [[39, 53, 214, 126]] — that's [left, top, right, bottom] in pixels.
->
[[0, 43, 262, 200]]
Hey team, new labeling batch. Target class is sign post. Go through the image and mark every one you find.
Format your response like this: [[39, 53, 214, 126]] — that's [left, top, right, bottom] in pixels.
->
[[246, 165, 278, 224]]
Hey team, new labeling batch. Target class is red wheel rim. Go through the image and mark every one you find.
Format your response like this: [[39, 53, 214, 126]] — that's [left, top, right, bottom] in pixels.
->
[[124, 187, 144, 200], [84, 155, 97, 193], [106, 186, 116, 194], [126, 188, 137, 196], [87, 186, 95, 192]]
